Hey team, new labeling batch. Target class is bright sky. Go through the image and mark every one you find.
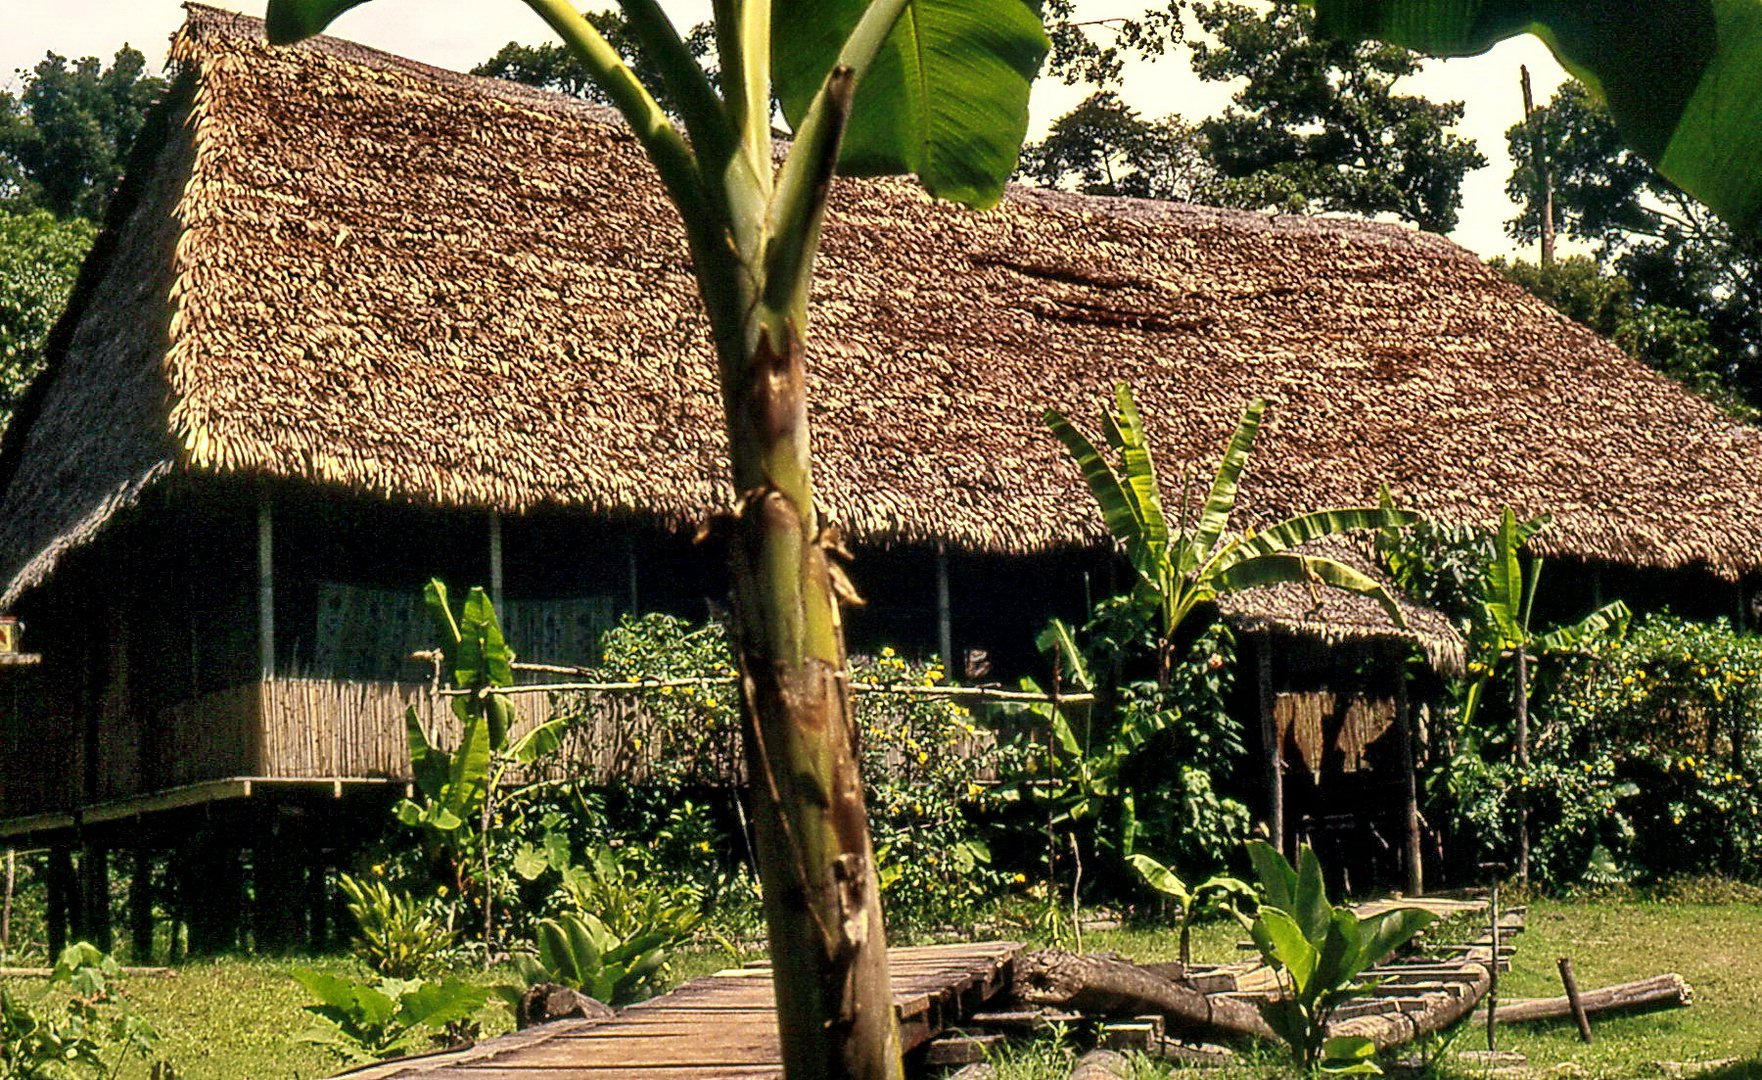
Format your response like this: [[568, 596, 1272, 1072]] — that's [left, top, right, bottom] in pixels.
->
[[3, 0, 1570, 259]]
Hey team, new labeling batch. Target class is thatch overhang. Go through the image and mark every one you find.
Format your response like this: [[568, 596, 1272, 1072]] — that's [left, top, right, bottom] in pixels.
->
[[4, 5, 1762, 613]]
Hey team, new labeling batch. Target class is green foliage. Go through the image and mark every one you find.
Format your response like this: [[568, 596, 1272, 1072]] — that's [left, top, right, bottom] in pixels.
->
[[1311, 0, 1762, 232], [1188, 1, 1485, 232], [855, 649, 1026, 926], [0, 48, 165, 221], [1241, 842, 1434, 1073], [291, 969, 488, 1065], [518, 836, 704, 946], [513, 912, 672, 1007], [0, 210, 94, 431], [1126, 852, 1252, 964], [1019, 91, 1224, 202], [336, 874, 458, 980], [1048, 386, 1412, 665], [0, 943, 160, 1079]]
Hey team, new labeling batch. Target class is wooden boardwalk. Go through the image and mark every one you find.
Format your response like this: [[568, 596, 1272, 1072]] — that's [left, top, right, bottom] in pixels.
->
[[346, 941, 1023, 1078]]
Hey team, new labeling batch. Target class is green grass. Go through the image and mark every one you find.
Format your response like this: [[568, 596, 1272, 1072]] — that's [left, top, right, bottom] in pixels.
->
[[981, 895, 1762, 1080], [7, 898, 1759, 1079]]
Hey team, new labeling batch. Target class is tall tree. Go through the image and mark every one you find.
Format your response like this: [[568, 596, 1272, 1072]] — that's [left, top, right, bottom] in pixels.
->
[[1506, 80, 1762, 408], [0, 47, 165, 221], [474, 8, 715, 108], [0, 210, 94, 430], [1019, 91, 1221, 201], [1189, 1, 1484, 232]]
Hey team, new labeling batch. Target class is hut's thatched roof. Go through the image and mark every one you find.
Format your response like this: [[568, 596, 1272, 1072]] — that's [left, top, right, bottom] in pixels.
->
[[4, 5, 1761, 611]]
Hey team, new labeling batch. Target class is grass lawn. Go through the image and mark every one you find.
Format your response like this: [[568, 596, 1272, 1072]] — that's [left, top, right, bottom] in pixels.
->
[[7, 896, 1758, 1078]]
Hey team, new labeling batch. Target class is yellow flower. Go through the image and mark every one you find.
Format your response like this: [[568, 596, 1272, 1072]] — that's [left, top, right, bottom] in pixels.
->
[[372, 863, 385, 877], [1012, 872, 1028, 884], [881, 646, 896, 659]]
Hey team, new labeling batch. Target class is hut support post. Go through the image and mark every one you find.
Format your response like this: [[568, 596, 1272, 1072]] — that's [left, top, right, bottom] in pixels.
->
[[129, 848, 154, 963], [77, 844, 112, 954], [1396, 671, 1422, 895], [936, 544, 953, 668], [257, 496, 274, 678], [489, 513, 505, 613], [1515, 647, 1531, 884], [1257, 640, 1283, 857], [46, 847, 74, 957]]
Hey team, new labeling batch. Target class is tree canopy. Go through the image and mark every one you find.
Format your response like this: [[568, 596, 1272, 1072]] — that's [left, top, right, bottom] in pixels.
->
[[1188, 1, 1483, 232], [0, 46, 164, 221], [0, 209, 94, 430], [473, 9, 715, 112], [1506, 81, 1762, 411], [1018, 90, 1220, 201]]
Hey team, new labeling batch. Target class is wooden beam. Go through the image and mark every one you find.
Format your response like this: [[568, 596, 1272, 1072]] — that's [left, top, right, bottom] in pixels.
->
[[257, 496, 274, 677], [1397, 672, 1423, 896]]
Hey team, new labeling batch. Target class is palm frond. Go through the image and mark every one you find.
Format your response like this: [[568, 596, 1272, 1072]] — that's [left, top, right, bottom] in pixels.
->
[[1190, 398, 1268, 567]]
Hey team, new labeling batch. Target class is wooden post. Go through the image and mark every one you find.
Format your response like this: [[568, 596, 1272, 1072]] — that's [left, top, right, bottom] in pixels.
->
[[1257, 640, 1283, 857], [1557, 956, 1594, 1043], [78, 845, 112, 954], [1396, 669, 1423, 896], [488, 512, 505, 613], [46, 848, 74, 956], [1521, 66, 1555, 268], [625, 533, 639, 614], [1515, 647, 1531, 885], [935, 544, 953, 668], [129, 848, 154, 964], [1, 849, 12, 961], [258, 496, 275, 678]]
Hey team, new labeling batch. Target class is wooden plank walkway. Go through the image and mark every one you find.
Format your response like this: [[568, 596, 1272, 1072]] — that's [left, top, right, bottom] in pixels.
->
[[344, 941, 1023, 1079]]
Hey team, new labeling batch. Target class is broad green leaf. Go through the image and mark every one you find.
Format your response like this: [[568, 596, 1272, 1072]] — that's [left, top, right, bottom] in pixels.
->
[[1355, 907, 1435, 974], [1252, 907, 1319, 994], [1127, 853, 1192, 905], [1314, 908, 1361, 996], [536, 920, 580, 986], [512, 843, 550, 881], [424, 579, 463, 663], [460, 587, 515, 688], [1246, 839, 1298, 911], [1214, 554, 1408, 629], [1107, 384, 1170, 553], [1320, 1034, 1383, 1075], [1459, 674, 1489, 727], [290, 968, 364, 1014], [1191, 399, 1268, 565], [264, 0, 374, 43], [1035, 618, 1094, 691], [405, 707, 447, 800], [1046, 408, 1140, 548], [511, 716, 572, 764], [1212, 508, 1419, 569], [397, 979, 490, 1029], [1050, 713, 1082, 757], [1535, 600, 1631, 653], [773, 0, 1049, 208], [444, 714, 491, 821], [1485, 509, 1525, 641], [1293, 844, 1331, 944], [1306, 0, 1762, 229]]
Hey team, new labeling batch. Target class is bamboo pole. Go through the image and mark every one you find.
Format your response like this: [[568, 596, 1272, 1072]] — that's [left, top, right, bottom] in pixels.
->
[[258, 495, 275, 678], [1396, 670, 1422, 895], [437, 678, 1096, 703], [1257, 641, 1283, 857], [1558, 956, 1593, 1042], [489, 512, 505, 614], [936, 543, 953, 671]]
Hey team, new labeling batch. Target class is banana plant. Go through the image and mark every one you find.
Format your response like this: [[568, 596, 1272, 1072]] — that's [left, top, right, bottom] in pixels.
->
[[1459, 509, 1630, 881], [1241, 841, 1435, 1075], [258, 0, 1762, 1072], [1126, 852, 1254, 965], [515, 911, 674, 1007], [1047, 386, 1417, 679]]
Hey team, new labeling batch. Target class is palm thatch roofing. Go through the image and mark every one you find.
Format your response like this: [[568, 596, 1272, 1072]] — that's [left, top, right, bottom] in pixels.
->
[[1, 4, 1757, 655]]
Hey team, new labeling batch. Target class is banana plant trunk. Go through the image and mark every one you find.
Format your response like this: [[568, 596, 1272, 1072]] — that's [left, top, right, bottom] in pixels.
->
[[717, 300, 902, 1078]]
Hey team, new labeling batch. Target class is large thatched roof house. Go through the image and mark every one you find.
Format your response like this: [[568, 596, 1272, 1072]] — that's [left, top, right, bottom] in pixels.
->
[[5, 6, 1761, 947]]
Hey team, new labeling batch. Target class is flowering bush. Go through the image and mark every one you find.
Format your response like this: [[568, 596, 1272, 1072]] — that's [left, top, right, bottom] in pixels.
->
[[1452, 614, 1762, 885]]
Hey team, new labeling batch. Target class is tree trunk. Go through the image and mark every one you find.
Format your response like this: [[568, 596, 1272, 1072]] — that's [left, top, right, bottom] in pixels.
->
[[1514, 647, 1530, 885], [1010, 949, 1276, 1040], [721, 319, 900, 1080]]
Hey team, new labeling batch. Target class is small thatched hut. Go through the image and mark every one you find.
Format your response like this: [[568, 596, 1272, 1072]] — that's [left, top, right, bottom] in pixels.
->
[[4, 6, 1761, 945]]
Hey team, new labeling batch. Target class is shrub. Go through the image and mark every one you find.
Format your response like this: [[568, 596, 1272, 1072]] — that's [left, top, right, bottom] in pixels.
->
[[291, 969, 488, 1064], [512, 912, 672, 1007], [0, 943, 161, 1078], [336, 873, 458, 979]]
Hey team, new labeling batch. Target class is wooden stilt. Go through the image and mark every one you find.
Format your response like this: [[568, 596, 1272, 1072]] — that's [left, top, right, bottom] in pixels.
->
[[1397, 672, 1423, 895], [78, 845, 112, 954], [46, 848, 73, 957], [1257, 640, 1283, 856], [488, 512, 505, 613], [936, 544, 953, 668], [258, 496, 275, 677], [129, 848, 154, 964]]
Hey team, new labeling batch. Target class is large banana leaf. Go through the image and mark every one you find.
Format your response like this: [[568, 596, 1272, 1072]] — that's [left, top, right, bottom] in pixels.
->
[[1101, 385, 1171, 554], [773, 0, 1048, 208], [1189, 399, 1269, 570], [1306, 0, 1762, 229], [1045, 407, 1141, 547], [1484, 508, 1526, 643], [1534, 599, 1632, 653], [1215, 553, 1408, 629], [1209, 507, 1419, 572]]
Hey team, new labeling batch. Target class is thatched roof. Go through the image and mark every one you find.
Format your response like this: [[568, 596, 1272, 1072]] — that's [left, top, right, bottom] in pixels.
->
[[1216, 541, 1466, 675], [5, 5, 1762, 612]]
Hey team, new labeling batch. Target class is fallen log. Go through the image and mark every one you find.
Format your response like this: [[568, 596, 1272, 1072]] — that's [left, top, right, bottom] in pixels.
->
[[1474, 974, 1692, 1026], [1011, 950, 1276, 1041], [0, 966, 173, 978], [1330, 961, 1492, 1050]]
